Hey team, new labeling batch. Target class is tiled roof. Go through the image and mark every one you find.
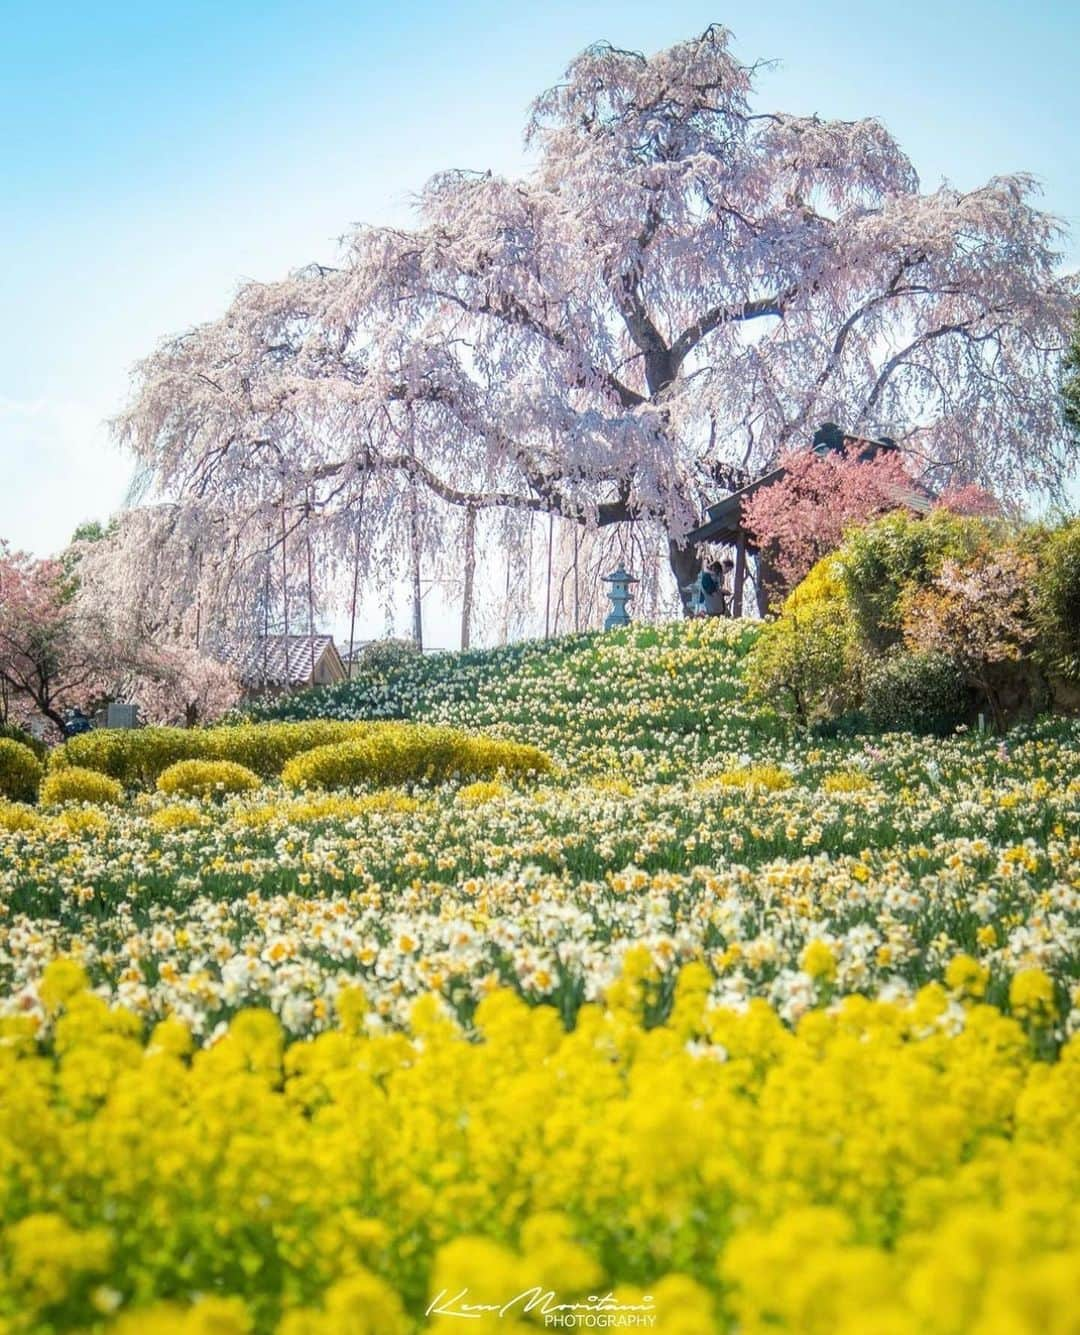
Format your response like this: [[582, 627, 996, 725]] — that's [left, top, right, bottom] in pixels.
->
[[227, 635, 338, 687]]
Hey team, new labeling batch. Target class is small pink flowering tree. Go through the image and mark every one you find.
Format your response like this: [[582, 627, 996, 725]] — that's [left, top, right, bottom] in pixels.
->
[[121, 644, 241, 728], [742, 446, 920, 589], [0, 544, 112, 734]]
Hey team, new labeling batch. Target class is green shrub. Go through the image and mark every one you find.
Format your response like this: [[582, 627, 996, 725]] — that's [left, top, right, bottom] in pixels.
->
[[745, 555, 860, 725], [862, 650, 971, 736], [840, 510, 991, 650], [0, 721, 47, 763], [0, 738, 44, 803], [52, 721, 376, 789], [39, 766, 123, 808], [1034, 518, 1080, 683], [157, 760, 262, 800], [282, 722, 551, 790]]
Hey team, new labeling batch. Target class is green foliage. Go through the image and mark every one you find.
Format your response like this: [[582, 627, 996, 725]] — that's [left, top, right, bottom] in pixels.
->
[[157, 760, 262, 800], [839, 510, 991, 650], [0, 722, 47, 763], [1034, 518, 1080, 682], [745, 556, 860, 725], [52, 721, 376, 789], [281, 723, 552, 790], [352, 637, 422, 675], [39, 766, 124, 808], [863, 651, 972, 736], [0, 738, 44, 803]]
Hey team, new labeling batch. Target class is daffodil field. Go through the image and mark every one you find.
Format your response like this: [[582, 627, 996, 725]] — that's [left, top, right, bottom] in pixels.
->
[[1, 620, 1078, 1333]]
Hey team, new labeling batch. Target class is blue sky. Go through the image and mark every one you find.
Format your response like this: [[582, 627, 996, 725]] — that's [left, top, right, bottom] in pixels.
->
[[2, 0, 1078, 594]]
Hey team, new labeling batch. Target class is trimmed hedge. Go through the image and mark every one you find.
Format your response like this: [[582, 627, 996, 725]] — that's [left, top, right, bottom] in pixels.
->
[[51, 721, 376, 789], [281, 723, 551, 790], [157, 760, 262, 800], [39, 767, 124, 808], [0, 739, 44, 804]]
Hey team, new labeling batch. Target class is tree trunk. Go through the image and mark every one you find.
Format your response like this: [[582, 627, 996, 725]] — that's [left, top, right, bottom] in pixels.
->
[[668, 538, 703, 617]]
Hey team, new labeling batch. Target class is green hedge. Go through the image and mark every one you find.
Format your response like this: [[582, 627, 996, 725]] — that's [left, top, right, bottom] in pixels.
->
[[157, 760, 262, 800], [51, 721, 376, 789], [39, 766, 124, 808], [281, 723, 552, 790]]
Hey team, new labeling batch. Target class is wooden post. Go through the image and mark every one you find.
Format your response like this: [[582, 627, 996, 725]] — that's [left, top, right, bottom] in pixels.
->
[[461, 505, 476, 650], [755, 550, 773, 617], [732, 533, 747, 618]]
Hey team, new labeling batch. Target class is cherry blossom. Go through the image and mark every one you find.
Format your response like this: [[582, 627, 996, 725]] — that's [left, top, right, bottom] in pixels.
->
[[111, 25, 1076, 628]]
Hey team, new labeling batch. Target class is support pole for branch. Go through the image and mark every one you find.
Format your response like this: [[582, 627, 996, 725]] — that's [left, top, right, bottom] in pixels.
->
[[501, 545, 511, 646], [461, 505, 476, 651], [305, 490, 316, 682], [544, 511, 554, 639], [572, 524, 580, 633], [347, 478, 366, 680], [409, 486, 423, 652], [262, 530, 270, 687], [280, 491, 289, 650]]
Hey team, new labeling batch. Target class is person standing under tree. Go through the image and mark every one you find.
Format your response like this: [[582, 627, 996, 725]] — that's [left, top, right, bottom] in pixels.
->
[[699, 560, 729, 617]]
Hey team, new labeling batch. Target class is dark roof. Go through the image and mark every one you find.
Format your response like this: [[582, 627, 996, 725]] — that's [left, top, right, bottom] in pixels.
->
[[227, 635, 341, 687], [687, 427, 930, 547]]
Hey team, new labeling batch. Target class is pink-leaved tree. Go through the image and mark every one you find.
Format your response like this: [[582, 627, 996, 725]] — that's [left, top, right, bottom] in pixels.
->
[[741, 445, 922, 589], [105, 24, 1075, 630]]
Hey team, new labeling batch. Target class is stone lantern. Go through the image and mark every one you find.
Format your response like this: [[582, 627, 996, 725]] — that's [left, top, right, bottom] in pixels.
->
[[603, 566, 638, 630]]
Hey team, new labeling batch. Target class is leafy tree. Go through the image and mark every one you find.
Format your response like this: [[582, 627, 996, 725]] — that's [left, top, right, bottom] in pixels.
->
[[0, 544, 113, 733], [109, 24, 1076, 629], [1033, 518, 1080, 682], [745, 556, 860, 725], [901, 548, 1039, 729], [839, 510, 992, 651]]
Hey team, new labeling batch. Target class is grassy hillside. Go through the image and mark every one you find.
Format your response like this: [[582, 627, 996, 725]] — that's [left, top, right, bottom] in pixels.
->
[[247, 619, 777, 781]]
